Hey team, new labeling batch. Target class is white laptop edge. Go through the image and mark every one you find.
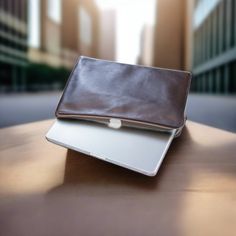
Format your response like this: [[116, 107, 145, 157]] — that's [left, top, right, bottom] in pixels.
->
[[46, 120, 176, 176]]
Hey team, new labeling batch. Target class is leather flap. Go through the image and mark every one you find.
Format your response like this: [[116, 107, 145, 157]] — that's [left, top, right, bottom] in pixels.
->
[[56, 56, 191, 129]]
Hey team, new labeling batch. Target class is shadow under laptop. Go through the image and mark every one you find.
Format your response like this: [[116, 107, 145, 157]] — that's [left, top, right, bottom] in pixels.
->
[[63, 149, 159, 190], [39, 127, 195, 235], [57, 126, 193, 192]]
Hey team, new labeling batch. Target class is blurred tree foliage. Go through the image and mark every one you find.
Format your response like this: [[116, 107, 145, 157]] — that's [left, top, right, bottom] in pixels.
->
[[27, 63, 70, 91]]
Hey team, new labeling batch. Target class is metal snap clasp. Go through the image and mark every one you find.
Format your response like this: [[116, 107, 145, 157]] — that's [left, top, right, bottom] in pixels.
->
[[108, 118, 122, 129]]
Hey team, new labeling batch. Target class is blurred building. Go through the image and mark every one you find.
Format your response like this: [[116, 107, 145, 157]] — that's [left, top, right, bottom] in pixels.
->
[[152, 0, 186, 70], [28, 0, 63, 67], [98, 9, 116, 61], [0, 0, 28, 91], [78, 0, 99, 58], [29, 0, 100, 69], [138, 24, 154, 66], [191, 0, 236, 94], [0, 0, 100, 91], [153, 0, 236, 94]]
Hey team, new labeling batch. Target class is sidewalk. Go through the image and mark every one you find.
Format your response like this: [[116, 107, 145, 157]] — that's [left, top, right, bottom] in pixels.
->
[[186, 93, 236, 133], [0, 92, 235, 132]]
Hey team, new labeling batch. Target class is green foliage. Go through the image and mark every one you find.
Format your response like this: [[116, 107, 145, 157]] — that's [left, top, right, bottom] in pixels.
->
[[27, 63, 70, 91]]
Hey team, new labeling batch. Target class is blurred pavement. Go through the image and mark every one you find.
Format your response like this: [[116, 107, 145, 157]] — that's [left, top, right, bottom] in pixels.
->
[[0, 92, 235, 133], [0, 92, 62, 129], [186, 94, 236, 133]]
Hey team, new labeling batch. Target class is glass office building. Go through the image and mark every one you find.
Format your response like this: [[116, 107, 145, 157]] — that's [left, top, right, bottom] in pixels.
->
[[191, 0, 236, 93], [0, 0, 28, 91]]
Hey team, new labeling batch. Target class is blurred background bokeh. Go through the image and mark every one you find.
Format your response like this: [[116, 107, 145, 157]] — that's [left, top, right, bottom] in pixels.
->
[[0, 0, 236, 131]]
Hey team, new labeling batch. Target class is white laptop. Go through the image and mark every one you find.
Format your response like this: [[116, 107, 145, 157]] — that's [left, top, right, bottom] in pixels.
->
[[46, 119, 176, 176]]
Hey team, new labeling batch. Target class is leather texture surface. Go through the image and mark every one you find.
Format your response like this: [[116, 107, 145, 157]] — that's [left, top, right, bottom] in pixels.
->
[[56, 56, 191, 129]]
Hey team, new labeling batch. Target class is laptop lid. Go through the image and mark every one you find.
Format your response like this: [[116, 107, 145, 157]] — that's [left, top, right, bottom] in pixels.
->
[[46, 119, 176, 176]]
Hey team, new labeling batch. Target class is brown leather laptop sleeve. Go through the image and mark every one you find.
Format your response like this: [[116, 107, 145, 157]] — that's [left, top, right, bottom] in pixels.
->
[[56, 56, 191, 135]]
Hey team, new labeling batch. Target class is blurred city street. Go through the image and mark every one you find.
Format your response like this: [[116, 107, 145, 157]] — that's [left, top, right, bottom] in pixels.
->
[[0, 92, 235, 133], [1, 1, 236, 235], [1, 0, 236, 132]]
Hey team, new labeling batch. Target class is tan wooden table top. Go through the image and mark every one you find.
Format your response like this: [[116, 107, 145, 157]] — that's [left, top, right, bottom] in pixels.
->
[[0, 120, 236, 236]]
